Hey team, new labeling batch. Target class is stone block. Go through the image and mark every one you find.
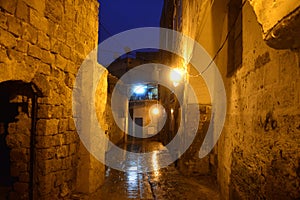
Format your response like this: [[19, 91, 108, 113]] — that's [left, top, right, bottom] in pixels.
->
[[0, 12, 7, 30], [50, 38, 61, 54], [50, 66, 64, 80], [38, 104, 52, 119], [52, 106, 63, 119], [7, 49, 25, 62], [36, 119, 59, 136], [64, 131, 78, 145], [36, 148, 56, 160], [37, 158, 61, 175], [68, 117, 76, 131], [56, 145, 69, 158], [69, 143, 77, 155], [23, 0, 45, 14], [16, 0, 29, 22], [29, 8, 48, 32], [28, 44, 43, 59], [61, 44, 71, 59], [65, 61, 78, 75], [37, 31, 50, 50], [64, 72, 75, 89], [10, 148, 29, 162], [32, 73, 50, 96], [47, 20, 59, 37], [22, 23, 37, 44], [58, 119, 68, 133], [46, 91, 62, 105], [62, 105, 72, 117], [7, 15, 23, 37], [75, 41, 85, 55], [0, 47, 8, 63], [66, 32, 75, 48], [6, 133, 30, 149], [37, 62, 51, 75], [0, 0, 17, 14], [40, 49, 55, 64], [35, 136, 54, 148], [45, 0, 63, 23], [55, 54, 67, 71], [0, 29, 17, 48], [61, 156, 72, 170], [16, 40, 29, 53], [36, 173, 54, 194]]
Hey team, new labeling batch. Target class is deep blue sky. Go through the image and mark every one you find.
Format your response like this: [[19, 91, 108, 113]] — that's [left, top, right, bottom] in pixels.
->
[[98, 0, 164, 43]]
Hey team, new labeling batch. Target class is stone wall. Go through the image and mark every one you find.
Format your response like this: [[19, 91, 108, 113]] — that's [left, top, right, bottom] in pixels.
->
[[161, 0, 300, 199], [103, 74, 126, 146], [177, 105, 218, 176], [249, 0, 300, 49], [0, 0, 102, 198], [225, 3, 300, 199]]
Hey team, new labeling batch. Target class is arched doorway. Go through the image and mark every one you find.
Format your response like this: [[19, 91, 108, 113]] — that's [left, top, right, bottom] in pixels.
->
[[0, 81, 39, 200]]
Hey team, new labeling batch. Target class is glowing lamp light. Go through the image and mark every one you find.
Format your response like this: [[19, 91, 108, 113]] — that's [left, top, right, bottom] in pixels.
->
[[170, 68, 184, 87], [171, 108, 174, 114], [133, 85, 146, 94], [151, 107, 160, 115]]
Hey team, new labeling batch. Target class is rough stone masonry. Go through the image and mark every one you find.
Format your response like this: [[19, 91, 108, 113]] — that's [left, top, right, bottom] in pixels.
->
[[0, 0, 107, 199]]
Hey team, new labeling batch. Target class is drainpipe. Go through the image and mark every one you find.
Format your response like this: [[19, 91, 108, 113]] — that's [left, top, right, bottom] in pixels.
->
[[29, 93, 38, 200]]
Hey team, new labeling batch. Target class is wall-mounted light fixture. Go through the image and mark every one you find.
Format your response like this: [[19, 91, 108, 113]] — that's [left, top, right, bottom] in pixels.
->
[[170, 68, 185, 87], [151, 106, 160, 115]]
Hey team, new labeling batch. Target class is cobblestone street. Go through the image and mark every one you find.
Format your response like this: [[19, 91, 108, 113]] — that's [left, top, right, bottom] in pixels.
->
[[88, 140, 220, 200]]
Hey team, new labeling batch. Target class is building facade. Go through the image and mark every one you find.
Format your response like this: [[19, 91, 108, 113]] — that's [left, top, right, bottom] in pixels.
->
[[160, 0, 300, 199], [0, 0, 107, 199]]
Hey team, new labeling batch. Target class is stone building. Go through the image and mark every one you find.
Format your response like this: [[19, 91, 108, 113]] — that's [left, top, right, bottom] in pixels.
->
[[0, 0, 299, 199], [0, 0, 107, 199], [160, 0, 300, 199]]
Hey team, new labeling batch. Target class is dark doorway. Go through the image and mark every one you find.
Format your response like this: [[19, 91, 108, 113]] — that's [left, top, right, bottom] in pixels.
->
[[0, 81, 38, 200], [134, 118, 143, 137]]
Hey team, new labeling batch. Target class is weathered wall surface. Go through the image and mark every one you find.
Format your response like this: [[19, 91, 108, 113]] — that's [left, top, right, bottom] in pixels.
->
[[177, 105, 218, 176], [0, 0, 102, 198], [165, 0, 300, 199], [248, 0, 300, 33], [103, 74, 126, 146], [76, 67, 108, 196], [159, 0, 215, 178], [249, 0, 300, 49], [225, 3, 300, 199]]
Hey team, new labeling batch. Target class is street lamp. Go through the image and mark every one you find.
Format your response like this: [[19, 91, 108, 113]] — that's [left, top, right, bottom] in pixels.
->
[[170, 68, 185, 87], [151, 107, 160, 115]]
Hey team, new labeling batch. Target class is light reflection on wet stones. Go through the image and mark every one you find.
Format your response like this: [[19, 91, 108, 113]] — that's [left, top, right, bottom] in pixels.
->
[[93, 140, 220, 200]]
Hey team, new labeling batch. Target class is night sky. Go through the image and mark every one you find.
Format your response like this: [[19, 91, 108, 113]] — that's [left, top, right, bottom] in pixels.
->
[[98, 0, 164, 43]]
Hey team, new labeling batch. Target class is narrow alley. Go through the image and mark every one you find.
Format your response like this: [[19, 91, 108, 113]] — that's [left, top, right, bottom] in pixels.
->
[[0, 0, 299, 199]]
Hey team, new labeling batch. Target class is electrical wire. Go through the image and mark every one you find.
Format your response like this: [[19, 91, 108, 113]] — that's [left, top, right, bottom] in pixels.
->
[[193, 0, 247, 77], [98, 0, 247, 75]]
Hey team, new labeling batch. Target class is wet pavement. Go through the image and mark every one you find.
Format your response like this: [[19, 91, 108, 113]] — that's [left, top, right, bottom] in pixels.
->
[[79, 139, 220, 200]]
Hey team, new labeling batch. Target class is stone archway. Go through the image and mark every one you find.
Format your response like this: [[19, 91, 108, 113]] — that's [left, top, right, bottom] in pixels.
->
[[0, 81, 41, 200]]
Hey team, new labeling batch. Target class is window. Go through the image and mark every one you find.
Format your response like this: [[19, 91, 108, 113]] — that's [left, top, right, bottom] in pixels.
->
[[227, 0, 242, 76]]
